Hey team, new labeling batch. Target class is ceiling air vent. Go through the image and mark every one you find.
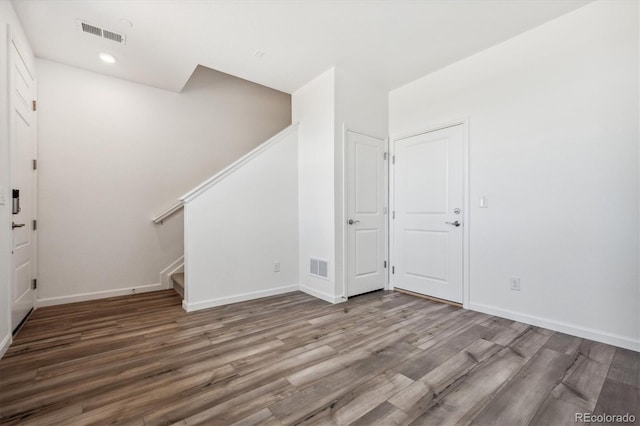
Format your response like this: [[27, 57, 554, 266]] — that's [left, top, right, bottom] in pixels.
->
[[102, 29, 123, 44], [77, 20, 126, 45], [81, 22, 102, 37]]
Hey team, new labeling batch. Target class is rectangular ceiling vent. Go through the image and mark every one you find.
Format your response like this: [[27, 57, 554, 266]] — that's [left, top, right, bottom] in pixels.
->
[[77, 20, 126, 45], [103, 29, 123, 44], [81, 22, 102, 37]]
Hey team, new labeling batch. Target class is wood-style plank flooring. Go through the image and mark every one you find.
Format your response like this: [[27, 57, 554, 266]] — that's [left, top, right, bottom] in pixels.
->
[[0, 290, 638, 425]]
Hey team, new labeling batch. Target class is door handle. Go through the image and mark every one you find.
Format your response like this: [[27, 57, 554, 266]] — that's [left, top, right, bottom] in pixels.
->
[[12, 222, 25, 229], [445, 221, 461, 227], [347, 219, 360, 225]]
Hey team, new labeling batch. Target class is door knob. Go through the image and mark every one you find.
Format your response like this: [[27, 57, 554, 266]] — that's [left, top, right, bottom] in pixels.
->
[[445, 221, 461, 227], [348, 219, 360, 225], [12, 222, 25, 229]]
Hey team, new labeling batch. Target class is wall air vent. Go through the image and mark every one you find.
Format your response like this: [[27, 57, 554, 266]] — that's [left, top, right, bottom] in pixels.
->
[[310, 257, 329, 279], [77, 20, 126, 45]]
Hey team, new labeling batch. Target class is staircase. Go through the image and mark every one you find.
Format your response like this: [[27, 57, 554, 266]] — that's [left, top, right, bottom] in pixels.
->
[[171, 273, 184, 297], [153, 123, 299, 312]]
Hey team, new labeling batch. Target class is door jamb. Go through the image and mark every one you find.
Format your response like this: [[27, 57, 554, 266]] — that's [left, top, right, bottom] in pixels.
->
[[389, 117, 470, 309], [341, 125, 389, 300]]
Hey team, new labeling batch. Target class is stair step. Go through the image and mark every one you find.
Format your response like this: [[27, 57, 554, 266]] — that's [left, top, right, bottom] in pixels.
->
[[171, 272, 184, 297], [172, 272, 184, 287]]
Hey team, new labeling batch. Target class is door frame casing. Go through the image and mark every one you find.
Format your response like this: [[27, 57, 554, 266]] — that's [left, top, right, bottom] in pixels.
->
[[341, 125, 389, 300], [389, 117, 470, 308]]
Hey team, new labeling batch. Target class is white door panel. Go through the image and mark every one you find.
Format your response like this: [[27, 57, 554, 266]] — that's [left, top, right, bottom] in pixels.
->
[[405, 137, 448, 213], [355, 229, 379, 276], [11, 39, 36, 331], [393, 125, 464, 303], [355, 143, 379, 213], [346, 131, 386, 297], [404, 230, 448, 281]]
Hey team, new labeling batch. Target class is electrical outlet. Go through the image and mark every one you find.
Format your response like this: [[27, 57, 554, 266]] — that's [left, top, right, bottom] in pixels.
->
[[510, 277, 521, 291], [274, 262, 280, 272]]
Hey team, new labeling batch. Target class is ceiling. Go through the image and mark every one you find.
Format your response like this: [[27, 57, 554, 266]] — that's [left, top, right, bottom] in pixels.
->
[[12, 0, 591, 94]]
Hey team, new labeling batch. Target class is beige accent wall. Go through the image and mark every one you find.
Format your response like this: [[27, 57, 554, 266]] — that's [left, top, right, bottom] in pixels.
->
[[36, 60, 291, 303]]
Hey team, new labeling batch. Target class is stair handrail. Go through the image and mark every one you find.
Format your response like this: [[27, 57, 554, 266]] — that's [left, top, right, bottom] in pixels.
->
[[152, 201, 183, 224], [179, 122, 299, 204], [152, 123, 298, 224]]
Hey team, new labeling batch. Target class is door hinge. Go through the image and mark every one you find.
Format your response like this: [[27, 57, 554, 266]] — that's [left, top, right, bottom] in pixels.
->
[[392, 210, 395, 219], [384, 260, 387, 268], [384, 152, 388, 160], [32, 100, 37, 111], [32, 219, 37, 230], [32, 278, 37, 289], [32, 159, 37, 170], [392, 155, 395, 164], [392, 266, 395, 274]]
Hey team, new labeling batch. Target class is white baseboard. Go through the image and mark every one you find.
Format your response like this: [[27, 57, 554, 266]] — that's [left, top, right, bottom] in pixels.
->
[[299, 284, 344, 304], [0, 332, 12, 360], [160, 256, 184, 289], [37, 283, 165, 307], [183, 285, 298, 312], [470, 302, 640, 352]]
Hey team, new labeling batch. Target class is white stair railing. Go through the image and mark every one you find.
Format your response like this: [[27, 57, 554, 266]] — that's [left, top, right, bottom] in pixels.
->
[[180, 123, 299, 203], [152, 124, 299, 225], [152, 201, 183, 224]]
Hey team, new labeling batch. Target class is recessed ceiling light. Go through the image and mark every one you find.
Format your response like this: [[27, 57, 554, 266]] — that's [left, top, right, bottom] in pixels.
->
[[99, 53, 116, 64]]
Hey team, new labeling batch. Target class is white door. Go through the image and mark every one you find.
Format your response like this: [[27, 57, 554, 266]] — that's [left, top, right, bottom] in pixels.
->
[[346, 130, 386, 297], [10, 39, 37, 331], [393, 125, 464, 303]]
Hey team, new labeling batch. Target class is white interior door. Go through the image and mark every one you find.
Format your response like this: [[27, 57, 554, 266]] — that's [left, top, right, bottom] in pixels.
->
[[393, 125, 464, 303], [346, 131, 386, 297], [11, 39, 36, 331]]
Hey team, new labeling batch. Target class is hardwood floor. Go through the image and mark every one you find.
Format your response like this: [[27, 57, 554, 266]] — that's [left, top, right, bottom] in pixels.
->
[[0, 290, 637, 425]]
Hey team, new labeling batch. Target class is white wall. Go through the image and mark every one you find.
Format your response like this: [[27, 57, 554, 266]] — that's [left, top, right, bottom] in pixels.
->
[[292, 69, 338, 302], [183, 127, 299, 310], [334, 68, 389, 298], [389, 0, 639, 350], [292, 67, 389, 303], [0, 0, 35, 357], [36, 61, 291, 305]]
